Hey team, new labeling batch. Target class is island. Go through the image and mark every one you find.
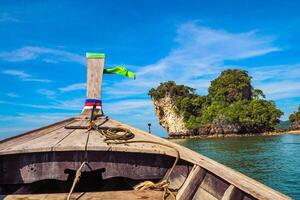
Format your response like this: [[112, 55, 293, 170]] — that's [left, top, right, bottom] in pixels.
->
[[149, 69, 283, 138]]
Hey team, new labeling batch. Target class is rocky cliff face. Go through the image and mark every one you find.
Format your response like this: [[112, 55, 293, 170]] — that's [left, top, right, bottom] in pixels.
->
[[289, 106, 300, 131], [152, 95, 194, 137], [289, 121, 300, 131]]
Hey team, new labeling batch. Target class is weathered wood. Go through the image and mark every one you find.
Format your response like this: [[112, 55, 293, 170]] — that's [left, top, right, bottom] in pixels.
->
[[0, 118, 76, 152], [0, 151, 190, 184], [53, 129, 89, 151], [167, 165, 191, 190], [176, 165, 206, 200], [0, 127, 75, 155], [86, 57, 105, 100], [200, 172, 230, 199], [86, 129, 109, 151], [243, 195, 255, 200], [1, 190, 163, 200], [221, 185, 244, 200], [192, 188, 218, 200]]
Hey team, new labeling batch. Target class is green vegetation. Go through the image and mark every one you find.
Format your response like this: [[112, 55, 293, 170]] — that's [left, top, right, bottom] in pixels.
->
[[289, 106, 300, 122], [149, 69, 283, 131], [148, 81, 195, 99]]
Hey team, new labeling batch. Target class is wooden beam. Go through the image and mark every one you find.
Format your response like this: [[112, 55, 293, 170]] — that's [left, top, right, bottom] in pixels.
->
[[200, 172, 230, 199], [192, 188, 218, 200], [86, 53, 105, 100], [221, 185, 243, 200], [176, 165, 206, 200], [1, 190, 164, 200]]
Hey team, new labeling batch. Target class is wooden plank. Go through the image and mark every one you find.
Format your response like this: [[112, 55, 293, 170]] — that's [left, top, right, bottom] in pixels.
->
[[0, 127, 79, 155], [243, 195, 255, 200], [0, 118, 76, 151], [176, 165, 206, 200], [167, 165, 190, 190], [200, 172, 230, 199], [52, 129, 89, 151], [86, 57, 105, 100], [221, 185, 244, 200], [192, 188, 218, 200], [1, 190, 163, 200], [86, 129, 110, 151], [0, 120, 83, 155]]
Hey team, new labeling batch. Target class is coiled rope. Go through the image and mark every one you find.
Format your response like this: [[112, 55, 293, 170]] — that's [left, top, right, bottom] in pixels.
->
[[66, 118, 179, 200]]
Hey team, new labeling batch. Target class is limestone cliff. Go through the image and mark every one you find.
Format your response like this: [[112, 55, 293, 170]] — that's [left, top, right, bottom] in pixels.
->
[[152, 95, 193, 137]]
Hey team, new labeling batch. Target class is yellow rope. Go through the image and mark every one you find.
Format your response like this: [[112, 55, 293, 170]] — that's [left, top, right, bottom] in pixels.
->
[[66, 161, 87, 200]]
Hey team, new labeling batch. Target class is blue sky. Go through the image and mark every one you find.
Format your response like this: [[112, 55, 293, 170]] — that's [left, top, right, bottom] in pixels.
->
[[1, 0, 300, 139]]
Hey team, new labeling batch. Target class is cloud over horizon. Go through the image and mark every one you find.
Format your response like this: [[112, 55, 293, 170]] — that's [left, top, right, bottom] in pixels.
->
[[103, 23, 281, 99], [0, 46, 85, 65]]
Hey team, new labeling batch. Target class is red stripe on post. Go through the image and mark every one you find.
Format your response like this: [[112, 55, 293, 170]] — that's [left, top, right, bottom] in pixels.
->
[[85, 102, 102, 106]]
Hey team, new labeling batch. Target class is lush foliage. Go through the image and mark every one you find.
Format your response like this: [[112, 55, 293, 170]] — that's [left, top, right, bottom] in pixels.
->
[[289, 106, 300, 122], [149, 69, 283, 130], [148, 81, 195, 100], [208, 69, 253, 103]]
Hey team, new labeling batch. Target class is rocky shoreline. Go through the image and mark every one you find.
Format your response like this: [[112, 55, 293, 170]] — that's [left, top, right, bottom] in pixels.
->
[[167, 130, 300, 139]]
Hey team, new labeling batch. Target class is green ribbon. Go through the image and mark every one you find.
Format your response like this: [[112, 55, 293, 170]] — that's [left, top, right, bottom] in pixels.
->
[[104, 66, 136, 79]]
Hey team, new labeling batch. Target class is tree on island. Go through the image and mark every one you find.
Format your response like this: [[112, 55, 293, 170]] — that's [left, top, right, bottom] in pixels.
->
[[289, 106, 300, 122], [149, 69, 283, 134], [289, 106, 300, 131]]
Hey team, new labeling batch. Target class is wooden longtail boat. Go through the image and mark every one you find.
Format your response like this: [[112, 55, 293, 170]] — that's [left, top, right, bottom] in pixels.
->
[[0, 54, 291, 200]]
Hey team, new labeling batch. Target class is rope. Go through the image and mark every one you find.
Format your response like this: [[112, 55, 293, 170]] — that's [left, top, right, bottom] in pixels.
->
[[66, 127, 92, 200], [67, 118, 179, 200], [94, 125, 135, 141], [66, 161, 87, 200]]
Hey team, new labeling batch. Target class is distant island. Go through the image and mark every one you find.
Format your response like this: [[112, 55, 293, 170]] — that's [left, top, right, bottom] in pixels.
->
[[149, 69, 284, 138]]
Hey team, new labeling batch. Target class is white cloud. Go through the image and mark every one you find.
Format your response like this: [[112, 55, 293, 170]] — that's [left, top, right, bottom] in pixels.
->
[[36, 89, 56, 99], [0, 98, 83, 111], [105, 99, 152, 114], [103, 22, 280, 100], [0, 46, 84, 65], [2, 69, 51, 83], [6, 92, 20, 98], [0, 113, 75, 124], [0, 113, 76, 139], [0, 13, 19, 23], [256, 81, 300, 100], [2, 69, 30, 78], [59, 83, 86, 92], [42, 58, 59, 64], [23, 78, 51, 83], [247, 63, 300, 100]]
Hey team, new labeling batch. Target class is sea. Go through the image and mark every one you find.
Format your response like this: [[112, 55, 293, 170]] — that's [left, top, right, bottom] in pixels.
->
[[174, 134, 300, 199]]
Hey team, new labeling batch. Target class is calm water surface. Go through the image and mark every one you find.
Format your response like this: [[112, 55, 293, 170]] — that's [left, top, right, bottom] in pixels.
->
[[174, 134, 300, 199]]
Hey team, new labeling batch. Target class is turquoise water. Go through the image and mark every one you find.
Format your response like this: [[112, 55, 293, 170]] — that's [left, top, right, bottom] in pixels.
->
[[174, 134, 300, 199]]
